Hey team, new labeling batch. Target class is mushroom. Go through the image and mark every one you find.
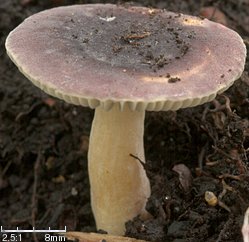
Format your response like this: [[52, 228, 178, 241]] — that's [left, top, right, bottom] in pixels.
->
[[5, 4, 246, 235]]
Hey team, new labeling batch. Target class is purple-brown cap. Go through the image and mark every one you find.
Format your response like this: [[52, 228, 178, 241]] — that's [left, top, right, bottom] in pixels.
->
[[5, 4, 246, 111]]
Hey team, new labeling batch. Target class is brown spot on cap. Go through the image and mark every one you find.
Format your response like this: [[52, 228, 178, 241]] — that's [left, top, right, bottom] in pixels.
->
[[168, 77, 181, 83]]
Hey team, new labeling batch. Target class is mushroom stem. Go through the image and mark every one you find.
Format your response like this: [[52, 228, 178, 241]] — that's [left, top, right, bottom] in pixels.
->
[[88, 104, 151, 235]]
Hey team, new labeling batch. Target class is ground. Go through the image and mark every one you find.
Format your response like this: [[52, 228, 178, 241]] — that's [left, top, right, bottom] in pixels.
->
[[0, 0, 249, 241]]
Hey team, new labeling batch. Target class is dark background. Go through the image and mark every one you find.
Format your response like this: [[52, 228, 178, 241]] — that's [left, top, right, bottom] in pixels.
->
[[0, 0, 248, 241]]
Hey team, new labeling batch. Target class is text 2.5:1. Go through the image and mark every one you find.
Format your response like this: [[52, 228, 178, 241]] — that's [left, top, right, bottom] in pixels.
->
[[1, 233, 22, 241]]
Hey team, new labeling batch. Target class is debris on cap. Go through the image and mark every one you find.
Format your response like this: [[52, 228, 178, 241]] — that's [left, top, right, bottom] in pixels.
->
[[5, 4, 246, 112]]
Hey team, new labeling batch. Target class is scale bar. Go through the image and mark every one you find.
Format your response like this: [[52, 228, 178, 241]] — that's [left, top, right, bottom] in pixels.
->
[[1, 226, 67, 233]]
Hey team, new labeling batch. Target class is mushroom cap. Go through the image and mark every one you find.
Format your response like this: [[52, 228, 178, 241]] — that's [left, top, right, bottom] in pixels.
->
[[6, 4, 246, 111]]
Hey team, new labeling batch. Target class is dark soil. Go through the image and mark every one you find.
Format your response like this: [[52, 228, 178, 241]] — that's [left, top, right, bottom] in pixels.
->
[[0, 0, 249, 241]]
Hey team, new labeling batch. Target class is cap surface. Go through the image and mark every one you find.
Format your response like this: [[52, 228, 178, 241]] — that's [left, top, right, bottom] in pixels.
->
[[6, 4, 246, 111]]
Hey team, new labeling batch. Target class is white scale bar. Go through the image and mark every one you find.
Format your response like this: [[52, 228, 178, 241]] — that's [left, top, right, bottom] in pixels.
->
[[1, 226, 67, 233]]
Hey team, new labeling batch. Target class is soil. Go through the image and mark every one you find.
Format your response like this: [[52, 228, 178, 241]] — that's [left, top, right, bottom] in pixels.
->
[[0, 0, 249, 242]]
